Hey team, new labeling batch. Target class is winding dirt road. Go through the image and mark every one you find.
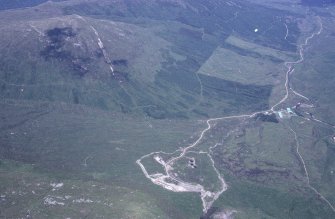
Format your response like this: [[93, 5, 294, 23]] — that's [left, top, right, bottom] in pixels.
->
[[137, 15, 335, 214]]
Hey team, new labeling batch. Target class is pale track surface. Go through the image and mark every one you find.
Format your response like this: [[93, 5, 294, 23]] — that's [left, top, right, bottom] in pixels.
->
[[284, 23, 289, 40], [2, 12, 333, 214], [136, 15, 335, 214], [275, 17, 335, 212], [75, 15, 115, 74], [271, 16, 323, 112], [137, 113, 262, 212], [75, 15, 140, 107], [289, 127, 335, 212]]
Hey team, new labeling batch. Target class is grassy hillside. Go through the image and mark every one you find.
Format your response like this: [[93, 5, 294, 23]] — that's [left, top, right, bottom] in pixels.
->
[[1, 0, 335, 218], [0, 0, 302, 120]]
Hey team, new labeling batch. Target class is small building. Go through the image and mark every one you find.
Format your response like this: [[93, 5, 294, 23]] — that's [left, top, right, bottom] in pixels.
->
[[278, 111, 284, 118], [287, 108, 294, 114]]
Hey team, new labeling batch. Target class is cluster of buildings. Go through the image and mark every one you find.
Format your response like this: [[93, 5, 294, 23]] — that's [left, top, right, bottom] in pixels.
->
[[276, 107, 295, 119]]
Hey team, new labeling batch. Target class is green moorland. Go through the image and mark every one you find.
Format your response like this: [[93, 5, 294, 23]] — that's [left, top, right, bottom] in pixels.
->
[[1, 0, 335, 218]]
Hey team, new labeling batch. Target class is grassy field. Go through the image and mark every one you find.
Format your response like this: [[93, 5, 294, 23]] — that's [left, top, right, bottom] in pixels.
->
[[0, 100, 205, 218], [1, 0, 335, 218]]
